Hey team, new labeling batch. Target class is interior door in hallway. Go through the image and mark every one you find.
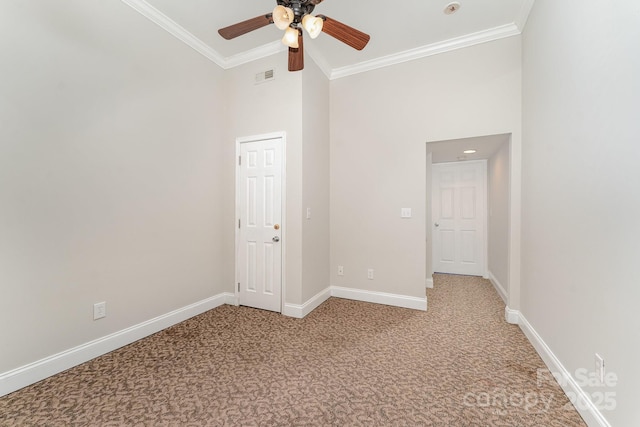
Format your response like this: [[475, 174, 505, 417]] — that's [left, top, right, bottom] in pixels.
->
[[237, 135, 283, 312], [432, 161, 486, 276]]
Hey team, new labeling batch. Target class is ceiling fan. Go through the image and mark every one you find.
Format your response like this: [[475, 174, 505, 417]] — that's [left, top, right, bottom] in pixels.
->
[[218, 0, 370, 72]]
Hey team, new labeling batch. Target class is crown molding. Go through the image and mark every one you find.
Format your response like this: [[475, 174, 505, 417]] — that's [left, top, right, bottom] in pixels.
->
[[330, 23, 521, 80], [122, 0, 286, 70], [515, 0, 536, 31], [121, 0, 225, 67], [224, 41, 286, 69], [122, 0, 525, 80]]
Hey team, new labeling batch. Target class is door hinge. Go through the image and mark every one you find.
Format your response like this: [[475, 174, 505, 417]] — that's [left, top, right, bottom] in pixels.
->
[[238, 219, 241, 229], [237, 282, 240, 292], [238, 156, 241, 166]]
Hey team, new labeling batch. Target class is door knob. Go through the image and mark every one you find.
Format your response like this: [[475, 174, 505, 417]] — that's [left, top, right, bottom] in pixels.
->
[[435, 223, 440, 227], [272, 236, 280, 242]]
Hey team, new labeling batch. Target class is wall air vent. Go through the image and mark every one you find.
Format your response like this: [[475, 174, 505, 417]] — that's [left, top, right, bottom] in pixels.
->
[[255, 69, 275, 85]]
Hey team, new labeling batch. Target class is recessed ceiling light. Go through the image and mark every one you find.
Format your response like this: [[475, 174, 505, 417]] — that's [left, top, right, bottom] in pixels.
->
[[463, 149, 477, 154], [444, 2, 461, 15]]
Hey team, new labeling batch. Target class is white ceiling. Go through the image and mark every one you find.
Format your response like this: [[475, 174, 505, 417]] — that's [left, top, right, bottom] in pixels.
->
[[124, 0, 534, 79]]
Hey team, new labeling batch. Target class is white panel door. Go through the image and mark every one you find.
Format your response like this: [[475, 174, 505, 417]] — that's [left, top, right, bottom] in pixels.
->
[[237, 137, 282, 312], [432, 161, 486, 276]]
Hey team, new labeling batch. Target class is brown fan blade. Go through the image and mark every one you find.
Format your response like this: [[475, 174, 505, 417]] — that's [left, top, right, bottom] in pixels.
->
[[317, 15, 370, 50], [288, 32, 304, 72], [218, 14, 273, 40]]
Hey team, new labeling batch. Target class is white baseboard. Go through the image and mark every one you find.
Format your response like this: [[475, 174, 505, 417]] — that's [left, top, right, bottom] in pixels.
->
[[2, 285, 427, 396], [283, 285, 428, 318], [0, 292, 233, 398], [284, 286, 428, 319], [225, 292, 239, 306], [517, 311, 612, 427], [330, 286, 427, 311], [283, 287, 331, 319], [425, 277, 434, 288], [504, 306, 520, 324]]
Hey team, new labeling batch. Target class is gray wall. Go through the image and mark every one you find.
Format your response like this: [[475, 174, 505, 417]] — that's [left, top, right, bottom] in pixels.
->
[[329, 37, 522, 299], [0, 1, 227, 373], [522, 1, 640, 425], [302, 59, 331, 304], [487, 141, 510, 299]]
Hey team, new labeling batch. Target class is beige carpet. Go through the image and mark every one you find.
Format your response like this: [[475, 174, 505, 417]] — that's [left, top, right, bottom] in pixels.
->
[[0, 274, 586, 426]]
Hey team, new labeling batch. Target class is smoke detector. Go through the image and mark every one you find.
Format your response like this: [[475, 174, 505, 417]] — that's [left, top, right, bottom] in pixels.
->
[[444, 2, 461, 15]]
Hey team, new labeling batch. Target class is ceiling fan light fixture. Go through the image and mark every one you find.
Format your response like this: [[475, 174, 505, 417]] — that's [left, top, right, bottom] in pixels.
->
[[273, 5, 294, 30], [218, 2, 371, 72], [302, 14, 323, 39], [282, 27, 299, 48]]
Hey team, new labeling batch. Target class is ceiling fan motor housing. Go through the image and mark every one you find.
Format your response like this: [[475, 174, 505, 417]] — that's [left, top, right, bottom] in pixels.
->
[[219, 0, 369, 72], [276, 0, 320, 24]]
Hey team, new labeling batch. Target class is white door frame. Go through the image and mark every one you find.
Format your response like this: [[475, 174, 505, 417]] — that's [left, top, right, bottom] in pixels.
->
[[235, 131, 287, 313]]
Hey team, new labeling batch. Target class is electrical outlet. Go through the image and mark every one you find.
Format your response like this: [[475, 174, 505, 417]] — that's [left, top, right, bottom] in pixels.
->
[[367, 269, 374, 280], [306, 207, 312, 219], [337, 265, 344, 276], [93, 301, 106, 320], [595, 353, 604, 384]]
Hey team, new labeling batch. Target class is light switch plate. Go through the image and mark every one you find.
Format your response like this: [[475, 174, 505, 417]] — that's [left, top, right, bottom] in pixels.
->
[[401, 208, 412, 218], [93, 301, 106, 320]]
